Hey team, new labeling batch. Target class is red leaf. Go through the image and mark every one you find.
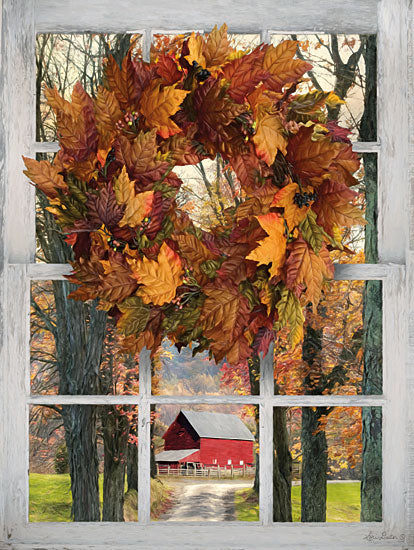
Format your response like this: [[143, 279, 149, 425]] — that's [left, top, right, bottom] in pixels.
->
[[156, 54, 183, 85], [223, 47, 268, 103]]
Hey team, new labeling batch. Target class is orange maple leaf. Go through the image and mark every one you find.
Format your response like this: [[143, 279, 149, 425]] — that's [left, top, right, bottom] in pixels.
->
[[184, 32, 206, 67], [22, 157, 68, 198], [263, 41, 312, 92], [246, 212, 287, 279], [128, 242, 184, 306], [94, 86, 123, 137], [203, 24, 231, 69], [285, 239, 333, 309], [139, 82, 189, 138], [253, 106, 287, 165]]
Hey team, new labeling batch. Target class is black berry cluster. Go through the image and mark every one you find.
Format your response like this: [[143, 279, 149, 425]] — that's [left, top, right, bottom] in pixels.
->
[[293, 191, 318, 208], [192, 61, 211, 82]]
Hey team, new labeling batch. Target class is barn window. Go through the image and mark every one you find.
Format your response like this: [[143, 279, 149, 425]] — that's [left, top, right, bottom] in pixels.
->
[[0, 0, 412, 549]]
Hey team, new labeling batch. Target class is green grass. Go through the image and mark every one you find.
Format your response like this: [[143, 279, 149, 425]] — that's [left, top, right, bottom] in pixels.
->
[[29, 473, 73, 522], [235, 482, 361, 522], [29, 474, 172, 522], [235, 488, 260, 521]]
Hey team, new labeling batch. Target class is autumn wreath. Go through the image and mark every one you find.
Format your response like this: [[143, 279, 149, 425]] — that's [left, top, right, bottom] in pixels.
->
[[23, 25, 364, 365]]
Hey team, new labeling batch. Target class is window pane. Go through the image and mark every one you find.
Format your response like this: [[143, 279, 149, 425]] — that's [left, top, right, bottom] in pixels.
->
[[274, 280, 382, 395], [29, 404, 138, 522], [228, 33, 260, 50], [270, 34, 377, 142], [152, 404, 258, 521], [30, 281, 139, 395], [273, 406, 382, 522], [36, 33, 143, 142], [153, 340, 259, 396]]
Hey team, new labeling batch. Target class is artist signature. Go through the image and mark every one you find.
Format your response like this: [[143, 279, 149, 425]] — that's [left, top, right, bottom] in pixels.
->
[[364, 531, 406, 543]]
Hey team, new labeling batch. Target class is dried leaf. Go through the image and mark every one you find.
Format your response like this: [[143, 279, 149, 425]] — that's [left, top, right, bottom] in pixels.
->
[[246, 213, 286, 279], [272, 182, 309, 230], [184, 32, 206, 67], [22, 157, 67, 198], [253, 108, 287, 165], [285, 238, 333, 309], [312, 179, 366, 234], [275, 287, 304, 347], [203, 24, 231, 69], [117, 296, 150, 336], [129, 242, 183, 306], [140, 82, 189, 138], [263, 41, 312, 92], [114, 166, 154, 227]]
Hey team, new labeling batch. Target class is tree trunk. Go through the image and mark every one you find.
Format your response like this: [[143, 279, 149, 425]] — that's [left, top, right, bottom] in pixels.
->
[[248, 353, 260, 493], [300, 406, 328, 522], [360, 34, 382, 522], [101, 407, 130, 521], [127, 443, 138, 491], [62, 405, 100, 521], [300, 319, 328, 522], [51, 280, 107, 521], [273, 407, 292, 521]]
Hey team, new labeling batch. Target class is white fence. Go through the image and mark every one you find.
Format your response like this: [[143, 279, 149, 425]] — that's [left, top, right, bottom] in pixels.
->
[[156, 465, 255, 478]]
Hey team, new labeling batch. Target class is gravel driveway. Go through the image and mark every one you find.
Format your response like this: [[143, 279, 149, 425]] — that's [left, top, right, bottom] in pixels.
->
[[159, 478, 253, 521]]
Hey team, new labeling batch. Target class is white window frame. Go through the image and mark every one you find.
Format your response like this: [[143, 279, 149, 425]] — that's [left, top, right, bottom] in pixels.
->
[[0, 1, 412, 548]]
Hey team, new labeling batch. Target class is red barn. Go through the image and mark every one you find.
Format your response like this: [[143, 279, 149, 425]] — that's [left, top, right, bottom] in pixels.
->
[[155, 410, 254, 469]]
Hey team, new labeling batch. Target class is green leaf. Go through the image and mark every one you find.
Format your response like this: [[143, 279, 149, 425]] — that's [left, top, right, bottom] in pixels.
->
[[117, 296, 150, 336], [275, 286, 304, 347], [299, 210, 324, 254], [200, 259, 222, 279]]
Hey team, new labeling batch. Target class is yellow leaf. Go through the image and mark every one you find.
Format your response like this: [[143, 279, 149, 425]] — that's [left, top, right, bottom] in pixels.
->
[[272, 182, 310, 231], [185, 32, 206, 67], [140, 82, 189, 138], [246, 213, 286, 279], [325, 91, 345, 108], [114, 166, 154, 228], [259, 282, 274, 316], [129, 242, 184, 306], [253, 107, 287, 166]]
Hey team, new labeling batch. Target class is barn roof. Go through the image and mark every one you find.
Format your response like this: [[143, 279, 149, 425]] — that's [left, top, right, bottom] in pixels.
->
[[155, 449, 199, 462], [179, 410, 255, 441]]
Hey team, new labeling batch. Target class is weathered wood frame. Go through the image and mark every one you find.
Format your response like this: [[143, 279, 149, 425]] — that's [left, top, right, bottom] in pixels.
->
[[0, 0, 412, 548]]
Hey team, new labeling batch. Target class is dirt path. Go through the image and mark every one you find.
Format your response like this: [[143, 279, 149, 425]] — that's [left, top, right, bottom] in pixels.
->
[[160, 479, 252, 521]]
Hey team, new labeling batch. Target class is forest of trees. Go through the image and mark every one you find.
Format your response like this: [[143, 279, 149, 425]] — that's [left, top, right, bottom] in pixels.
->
[[30, 31, 381, 523]]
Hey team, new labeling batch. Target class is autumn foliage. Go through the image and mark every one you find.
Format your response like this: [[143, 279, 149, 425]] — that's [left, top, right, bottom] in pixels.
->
[[24, 25, 364, 365]]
